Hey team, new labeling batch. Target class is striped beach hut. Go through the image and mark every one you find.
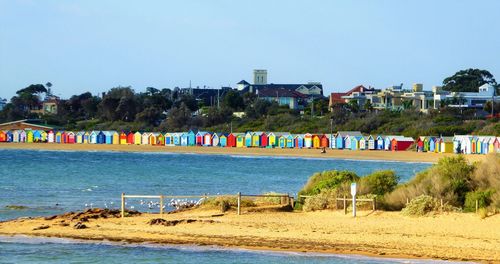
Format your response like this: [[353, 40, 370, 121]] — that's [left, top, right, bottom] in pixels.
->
[[172, 133, 181, 146], [330, 134, 336, 149], [203, 132, 212, 146], [267, 132, 278, 148], [367, 135, 376, 150], [294, 134, 304, 148], [180, 132, 189, 146], [195, 131, 206, 146], [211, 133, 220, 147], [304, 133, 313, 148], [359, 136, 367, 150], [350, 136, 361, 150]]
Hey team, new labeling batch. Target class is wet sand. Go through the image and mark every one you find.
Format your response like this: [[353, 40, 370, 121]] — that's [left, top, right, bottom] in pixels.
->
[[1, 208, 499, 262], [0, 143, 488, 163]]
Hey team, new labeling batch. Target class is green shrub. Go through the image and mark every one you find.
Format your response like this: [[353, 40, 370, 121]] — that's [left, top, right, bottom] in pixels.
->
[[298, 170, 359, 196], [254, 192, 286, 205], [302, 190, 337, 212], [359, 170, 399, 196], [401, 195, 441, 216], [201, 196, 255, 210], [464, 190, 494, 212], [383, 156, 475, 210], [478, 208, 488, 219]]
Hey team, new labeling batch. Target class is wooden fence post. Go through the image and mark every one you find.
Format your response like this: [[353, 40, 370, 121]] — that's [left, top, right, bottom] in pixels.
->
[[372, 197, 376, 211], [475, 199, 478, 213], [441, 199, 443, 211], [160, 195, 164, 216], [237, 192, 241, 216], [121, 193, 125, 218], [406, 197, 409, 204], [289, 197, 294, 208], [343, 195, 347, 215]]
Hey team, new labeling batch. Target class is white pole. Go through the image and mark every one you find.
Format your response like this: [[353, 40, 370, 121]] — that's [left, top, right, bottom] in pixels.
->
[[352, 195, 356, 217]]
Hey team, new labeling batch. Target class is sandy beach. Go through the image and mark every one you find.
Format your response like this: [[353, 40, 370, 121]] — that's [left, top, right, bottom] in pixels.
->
[[0, 143, 488, 163], [1, 208, 499, 262]]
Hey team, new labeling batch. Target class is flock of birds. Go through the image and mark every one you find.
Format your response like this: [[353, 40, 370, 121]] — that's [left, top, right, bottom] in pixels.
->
[[84, 198, 204, 211]]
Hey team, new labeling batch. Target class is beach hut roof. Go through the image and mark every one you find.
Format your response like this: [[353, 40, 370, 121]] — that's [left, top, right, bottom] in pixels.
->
[[440, 136, 454, 142], [337, 131, 362, 137], [394, 137, 414, 142]]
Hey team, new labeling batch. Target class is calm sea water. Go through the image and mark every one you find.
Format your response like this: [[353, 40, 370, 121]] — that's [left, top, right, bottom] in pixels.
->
[[0, 149, 434, 263]]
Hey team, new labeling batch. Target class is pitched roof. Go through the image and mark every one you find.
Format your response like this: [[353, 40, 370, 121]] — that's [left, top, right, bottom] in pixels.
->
[[256, 88, 306, 98]]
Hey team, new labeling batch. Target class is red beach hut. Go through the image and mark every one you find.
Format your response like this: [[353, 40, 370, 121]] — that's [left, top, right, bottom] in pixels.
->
[[66, 132, 76, 144], [227, 133, 236, 147], [260, 132, 268, 148], [0, 131, 6, 142], [320, 135, 329, 148], [126, 132, 135, 144], [391, 137, 414, 151], [119, 132, 127, 144]]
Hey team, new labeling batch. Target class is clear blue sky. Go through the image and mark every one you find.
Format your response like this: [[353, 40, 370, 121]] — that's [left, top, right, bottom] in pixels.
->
[[1, 0, 499, 99]]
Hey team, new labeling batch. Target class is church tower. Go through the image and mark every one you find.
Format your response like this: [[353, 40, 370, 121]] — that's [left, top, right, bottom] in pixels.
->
[[253, 69, 267, 85]]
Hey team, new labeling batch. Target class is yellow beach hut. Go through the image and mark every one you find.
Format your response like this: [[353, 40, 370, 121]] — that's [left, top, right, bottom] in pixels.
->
[[111, 132, 120, 144], [134, 132, 142, 145], [41, 131, 48, 142], [76, 132, 85, 144], [26, 130, 34, 143], [235, 133, 245, 148], [268, 132, 277, 148], [119, 132, 127, 144], [83, 132, 90, 143], [439, 137, 454, 153], [312, 135, 321, 149]]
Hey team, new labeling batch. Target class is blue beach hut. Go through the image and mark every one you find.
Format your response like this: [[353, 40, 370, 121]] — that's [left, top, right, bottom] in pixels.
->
[[97, 131, 106, 144], [172, 133, 181, 146], [6, 131, 13, 142], [187, 131, 196, 146], [244, 132, 253, 147], [376, 136, 385, 150], [294, 135, 304, 148], [219, 133, 228, 147], [286, 134, 294, 148]]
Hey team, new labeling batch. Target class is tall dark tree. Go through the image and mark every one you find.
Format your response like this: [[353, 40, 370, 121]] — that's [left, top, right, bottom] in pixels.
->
[[442, 69, 497, 92]]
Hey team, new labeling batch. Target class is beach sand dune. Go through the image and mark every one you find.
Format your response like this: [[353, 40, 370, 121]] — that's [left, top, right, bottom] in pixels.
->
[[0, 143, 488, 163], [1, 208, 499, 262]]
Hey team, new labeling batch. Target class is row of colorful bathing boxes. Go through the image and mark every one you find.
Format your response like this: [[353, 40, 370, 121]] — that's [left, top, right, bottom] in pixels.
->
[[0, 130, 498, 155]]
